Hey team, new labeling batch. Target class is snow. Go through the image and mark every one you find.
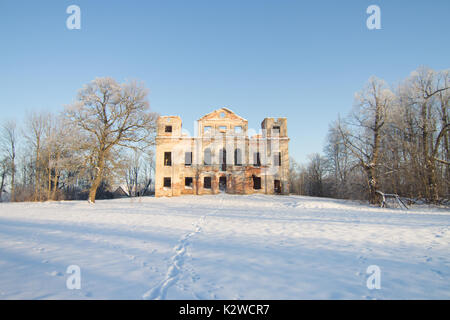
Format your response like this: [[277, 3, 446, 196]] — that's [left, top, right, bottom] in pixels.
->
[[0, 194, 449, 300]]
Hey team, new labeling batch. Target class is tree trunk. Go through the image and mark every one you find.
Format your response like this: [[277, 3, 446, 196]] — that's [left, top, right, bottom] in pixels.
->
[[426, 158, 439, 203], [34, 143, 40, 202], [366, 165, 379, 205], [10, 158, 15, 202], [141, 178, 152, 196], [0, 171, 5, 202], [51, 150, 61, 200], [47, 165, 51, 201], [52, 172, 60, 201], [88, 153, 105, 203], [367, 97, 382, 205]]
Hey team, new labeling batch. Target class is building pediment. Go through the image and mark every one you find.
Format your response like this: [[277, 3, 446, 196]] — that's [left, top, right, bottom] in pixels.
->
[[198, 108, 248, 122]]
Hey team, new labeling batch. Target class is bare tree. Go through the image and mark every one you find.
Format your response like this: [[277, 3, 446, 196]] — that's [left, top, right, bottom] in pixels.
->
[[305, 153, 327, 197], [289, 157, 305, 195], [437, 71, 450, 196], [402, 67, 449, 203], [140, 149, 155, 196], [41, 116, 84, 201], [124, 148, 155, 197], [24, 112, 50, 201], [1, 120, 17, 202], [320, 67, 449, 204], [125, 150, 141, 197], [65, 77, 158, 203], [324, 120, 355, 198], [338, 76, 395, 204], [0, 157, 8, 202]]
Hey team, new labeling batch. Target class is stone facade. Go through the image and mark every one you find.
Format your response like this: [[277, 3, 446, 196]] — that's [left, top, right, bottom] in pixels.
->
[[155, 108, 289, 197]]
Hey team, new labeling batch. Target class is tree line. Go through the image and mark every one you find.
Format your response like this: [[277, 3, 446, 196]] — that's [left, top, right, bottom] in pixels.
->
[[1, 77, 158, 203], [289, 66, 449, 205], [1, 68, 448, 205]]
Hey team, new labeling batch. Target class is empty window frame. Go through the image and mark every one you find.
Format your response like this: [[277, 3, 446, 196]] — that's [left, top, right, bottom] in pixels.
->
[[164, 152, 172, 166], [253, 176, 261, 190], [185, 177, 193, 188], [253, 152, 261, 167], [274, 152, 281, 166], [204, 126, 212, 134], [272, 126, 280, 135], [203, 177, 212, 189], [218, 126, 227, 132], [234, 148, 242, 166], [219, 148, 227, 171], [163, 177, 171, 188], [165, 125, 173, 133], [204, 148, 212, 165], [185, 152, 192, 166], [219, 149, 227, 165], [234, 126, 243, 134]]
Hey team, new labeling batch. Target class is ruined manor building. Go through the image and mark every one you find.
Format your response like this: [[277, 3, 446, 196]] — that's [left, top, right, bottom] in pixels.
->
[[155, 108, 289, 197]]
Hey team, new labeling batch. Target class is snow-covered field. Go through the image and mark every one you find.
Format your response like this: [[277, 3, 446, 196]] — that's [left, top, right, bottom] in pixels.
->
[[0, 194, 449, 300]]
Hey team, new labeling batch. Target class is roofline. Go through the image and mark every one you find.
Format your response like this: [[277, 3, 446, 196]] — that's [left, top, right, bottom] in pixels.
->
[[197, 107, 248, 121]]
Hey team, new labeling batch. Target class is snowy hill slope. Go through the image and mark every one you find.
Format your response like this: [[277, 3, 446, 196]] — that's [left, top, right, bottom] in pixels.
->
[[0, 194, 449, 299]]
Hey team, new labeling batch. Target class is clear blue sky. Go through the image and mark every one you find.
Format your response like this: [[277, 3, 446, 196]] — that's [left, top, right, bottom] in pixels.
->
[[0, 0, 449, 163]]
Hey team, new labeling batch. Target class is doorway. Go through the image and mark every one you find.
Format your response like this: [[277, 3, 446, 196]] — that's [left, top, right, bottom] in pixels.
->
[[274, 180, 281, 194], [219, 176, 227, 192]]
